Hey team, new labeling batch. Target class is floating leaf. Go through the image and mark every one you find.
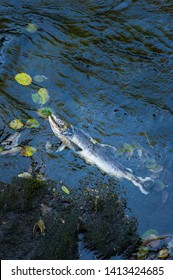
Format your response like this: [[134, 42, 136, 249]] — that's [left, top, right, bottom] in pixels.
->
[[154, 179, 167, 192], [150, 165, 163, 174], [145, 158, 157, 170], [18, 172, 32, 178], [0, 145, 3, 152], [136, 246, 149, 259], [117, 143, 133, 156], [9, 119, 24, 130], [21, 146, 36, 157], [37, 107, 54, 118], [32, 93, 43, 104], [34, 75, 47, 83], [38, 88, 49, 104], [32, 88, 49, 105], [158, 248, 169, 258], [142, 229, 158, 240], [61, 185, 70, 194], [123, 143, 134, 153], [25, 23, 38, 33], [25, 118, 40, 128], [33, 219, 46, 236], [14, 72, 32, 86]]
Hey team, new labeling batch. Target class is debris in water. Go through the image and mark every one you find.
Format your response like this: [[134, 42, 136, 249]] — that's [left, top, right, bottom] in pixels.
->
[[33, 219, 46, 236], [21, 146, 36, 157], [9, 119, 24, 130]]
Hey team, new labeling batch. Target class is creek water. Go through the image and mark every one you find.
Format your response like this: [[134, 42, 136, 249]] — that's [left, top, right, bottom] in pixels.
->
[[0, 0, 173, 259]]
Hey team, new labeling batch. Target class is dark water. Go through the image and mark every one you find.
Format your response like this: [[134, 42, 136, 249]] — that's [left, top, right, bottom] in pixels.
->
[[0, 0, 173, 259]]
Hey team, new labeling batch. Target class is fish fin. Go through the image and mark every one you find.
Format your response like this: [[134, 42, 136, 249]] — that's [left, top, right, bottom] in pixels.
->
[[126, 167, 133, 173], [70, 142, 82, 152], [56, 143, 66, 152], [131, 175, 154, 195], [98, 143, 117, 156]]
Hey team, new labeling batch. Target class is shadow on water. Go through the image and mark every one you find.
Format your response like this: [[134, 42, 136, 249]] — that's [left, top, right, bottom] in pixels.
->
[[0, 0, 173, 259]]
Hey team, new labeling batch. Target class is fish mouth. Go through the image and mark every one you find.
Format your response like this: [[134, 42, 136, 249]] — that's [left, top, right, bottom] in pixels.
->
[[49, 114, 69, 132]]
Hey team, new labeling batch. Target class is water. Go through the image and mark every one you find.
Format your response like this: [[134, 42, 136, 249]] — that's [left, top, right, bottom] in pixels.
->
[[0, 0, 173, 258]]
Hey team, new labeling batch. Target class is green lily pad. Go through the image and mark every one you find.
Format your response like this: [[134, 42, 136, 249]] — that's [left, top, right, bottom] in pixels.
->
[[32, 93, 43, 105], [117, 143, 134, 155], [25, 118, 40, 128], [154, 179, 167, 191], [37, 107, 54, 118], [61, 185, 70, 194], [145, 158, 157, 170], [21, 146, 36, 157], [150, 165, 163, 173], [142, 229, 158, 240], [9, 119, 24, 130]]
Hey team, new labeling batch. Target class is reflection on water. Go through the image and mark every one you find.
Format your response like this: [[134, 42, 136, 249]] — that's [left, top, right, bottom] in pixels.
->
[[0, 0, 173, 259]]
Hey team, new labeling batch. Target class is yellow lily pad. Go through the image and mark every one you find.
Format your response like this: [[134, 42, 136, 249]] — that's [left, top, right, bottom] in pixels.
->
[[37, 107, 54, 118], [38, 88, 49, 103], [14, 72, 32, 86], [32, 88, 49, 105], [61, 185, 70, 194], [9, 119, 24, 130], [25, 23, 38, 33], [25, 118, 40, 128], [21, 146, 36, 157]]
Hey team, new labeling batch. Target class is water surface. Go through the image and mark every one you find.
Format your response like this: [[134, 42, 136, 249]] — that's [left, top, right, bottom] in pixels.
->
[[0, 0, 173, 258]]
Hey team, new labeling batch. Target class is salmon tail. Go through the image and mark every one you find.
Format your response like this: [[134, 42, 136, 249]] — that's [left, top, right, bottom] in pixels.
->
[[131, 175, 154, 195]]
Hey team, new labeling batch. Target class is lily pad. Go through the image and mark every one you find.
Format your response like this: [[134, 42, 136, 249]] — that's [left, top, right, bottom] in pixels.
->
[[38, 88, 49, 104], [25, 118, 40, 128], [25, 23, 38, 33], [37, 107, 54, 118], [9, 119, 24, 130], [61, 185, 70, 194], [142, 229, 158, 240], [150, 165, 163, 173], [21, 146, 36, 157], [34, 75, 47, 83], [117, 143, 133, 155], [145, 158, 157, 170], [32, 93, 43, 105], [154, 179, 167, 191], [14, 72, 32, 86]]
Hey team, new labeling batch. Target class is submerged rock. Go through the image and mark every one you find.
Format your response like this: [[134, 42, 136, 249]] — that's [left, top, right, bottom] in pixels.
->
[[0, 176, 140, 260]]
